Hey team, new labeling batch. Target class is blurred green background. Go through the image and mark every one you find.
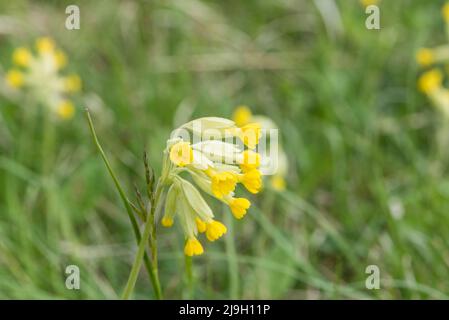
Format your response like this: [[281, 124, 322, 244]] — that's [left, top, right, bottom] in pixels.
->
[[1, 0, 449, 299]]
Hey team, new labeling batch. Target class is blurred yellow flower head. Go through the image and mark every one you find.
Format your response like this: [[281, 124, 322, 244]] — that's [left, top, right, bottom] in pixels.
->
[[443, 3, 449, 23], [5, 37, 82, 120], [416, 48, 434, 67], [418, 69, 442, 94]]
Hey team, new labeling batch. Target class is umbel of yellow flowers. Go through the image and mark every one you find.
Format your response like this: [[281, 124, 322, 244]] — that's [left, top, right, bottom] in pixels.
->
[[161, 117, 263, 256], [232, 105, 288, 191], [416, 3, 449, 118], [5, 37, 81, 120]]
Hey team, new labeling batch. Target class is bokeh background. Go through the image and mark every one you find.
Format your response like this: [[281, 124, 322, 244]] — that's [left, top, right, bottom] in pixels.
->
[[1, 0, 449, 299]]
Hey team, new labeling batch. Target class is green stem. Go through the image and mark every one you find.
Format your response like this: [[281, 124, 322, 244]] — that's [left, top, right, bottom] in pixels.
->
[[84, 108, 162, 299], [122, 182, 163, 299], [184, 255, 194, 299]]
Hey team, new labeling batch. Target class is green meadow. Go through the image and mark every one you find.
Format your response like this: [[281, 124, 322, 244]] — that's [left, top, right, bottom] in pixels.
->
[[0, 0, 449, 299]]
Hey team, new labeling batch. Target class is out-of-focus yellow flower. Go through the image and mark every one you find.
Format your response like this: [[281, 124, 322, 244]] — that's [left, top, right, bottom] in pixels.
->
[[232, 105, 252, 127], [271, 175, 286, 191], [416, 48, 435, 67], [6, 69, 24, 88], [13, 47, 32, 67], [55, 50, 67, 69], [57, 100, 75, 120], [418, 69, 443, 94], [443, 3, 449, 23], [5, 37, 81, 120], [64, 74, 82, 92], [36, 37, 55, 54]]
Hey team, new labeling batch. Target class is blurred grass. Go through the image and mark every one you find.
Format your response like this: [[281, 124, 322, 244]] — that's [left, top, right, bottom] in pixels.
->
[[1, 0, 449, 299]]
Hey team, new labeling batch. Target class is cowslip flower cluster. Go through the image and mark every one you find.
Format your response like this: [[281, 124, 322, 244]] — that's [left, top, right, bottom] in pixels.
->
[[416, 3, 449, 118], [160, 117, 263, 256], [5, 37, 81, 120], [232, 105, 288, 191]]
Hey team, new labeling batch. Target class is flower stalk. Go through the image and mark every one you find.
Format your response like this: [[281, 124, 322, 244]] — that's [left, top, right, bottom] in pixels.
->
[[84, 108, 163, 299]]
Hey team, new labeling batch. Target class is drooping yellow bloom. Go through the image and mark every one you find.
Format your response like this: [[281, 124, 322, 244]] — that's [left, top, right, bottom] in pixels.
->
[[195, 218, 207, 233], [205, 168, 238, 198], [418, 69, 443, 94], [205, 220, 227, 241], [161, 216, 174, 227], [184, 238, 204, 256], [57, 100, 75, 120], [169, 141, 193, 167], [6, 69, 24, 88], [232, 105, 252, 127], [13, 47, 32, 67], [416, 48, 434, 67], [228, 197, 251, 219], [239, 169, 263, 194]]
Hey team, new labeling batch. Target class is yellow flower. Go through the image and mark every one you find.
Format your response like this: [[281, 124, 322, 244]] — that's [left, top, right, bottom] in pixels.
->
[[239, 169, 262, 194], [418, 69, 443, 94], [170, 141, 193, 167], [232, 105, 252, 127], [206, 168, 238, 198], [55, 50, 67, 69], [205, 220, 227, 241], [57, 100, 75, 120], [36, 37, 55, 54], [161, 216, 174, 227], [271, 175, 286, 191], [237, 123, 261, 149], [228, 197, 251, 219], [195, 218, 207, 233], [239, 150, 261, 173], [6, 69, 24, 88], [443, 3, 449, 23], [416, 48, 434, 67], [64, 74, 82, 92], [184, 238, 204, 256], [12, 47, 32, 67]]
